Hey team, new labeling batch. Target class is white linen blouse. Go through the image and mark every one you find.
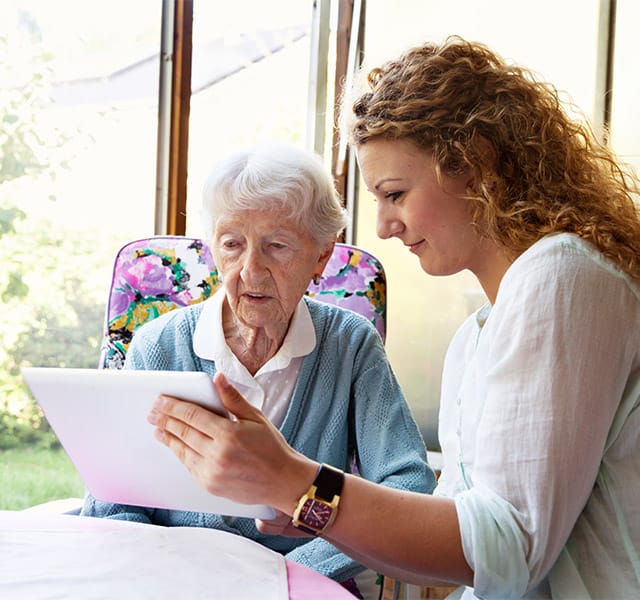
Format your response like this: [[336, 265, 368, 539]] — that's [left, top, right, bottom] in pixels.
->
[[435, 233, 640, 599]]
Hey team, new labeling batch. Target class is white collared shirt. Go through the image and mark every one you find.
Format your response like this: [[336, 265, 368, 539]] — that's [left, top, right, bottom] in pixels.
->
[[192, 288, 316, 428]]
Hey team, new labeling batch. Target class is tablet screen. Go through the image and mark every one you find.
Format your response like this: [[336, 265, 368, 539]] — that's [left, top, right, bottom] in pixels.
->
[[22, 367, 275, 520]]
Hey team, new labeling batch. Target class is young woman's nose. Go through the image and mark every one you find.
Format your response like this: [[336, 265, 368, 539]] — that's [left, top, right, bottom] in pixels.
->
[[376, 203, 403, 240]]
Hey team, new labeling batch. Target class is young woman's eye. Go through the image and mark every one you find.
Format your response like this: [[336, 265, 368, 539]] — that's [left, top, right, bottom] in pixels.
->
[[385, 191, 403, 203]]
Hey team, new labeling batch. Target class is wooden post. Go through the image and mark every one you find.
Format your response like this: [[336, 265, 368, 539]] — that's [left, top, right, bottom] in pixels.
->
[[166, 0, 193, 235]]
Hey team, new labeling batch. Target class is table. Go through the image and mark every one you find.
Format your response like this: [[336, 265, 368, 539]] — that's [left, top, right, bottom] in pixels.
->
[[0, 511, 354, 599]]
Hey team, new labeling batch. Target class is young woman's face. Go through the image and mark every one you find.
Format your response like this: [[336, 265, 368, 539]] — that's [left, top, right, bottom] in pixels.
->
[[356, 137, 490, 279]]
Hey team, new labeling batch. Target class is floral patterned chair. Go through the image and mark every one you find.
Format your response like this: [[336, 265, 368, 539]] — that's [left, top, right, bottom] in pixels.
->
[[100, 236, 387, 369]]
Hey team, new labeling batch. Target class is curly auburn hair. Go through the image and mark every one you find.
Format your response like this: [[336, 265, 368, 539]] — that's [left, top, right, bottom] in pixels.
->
[[345, 36, 640, 279]]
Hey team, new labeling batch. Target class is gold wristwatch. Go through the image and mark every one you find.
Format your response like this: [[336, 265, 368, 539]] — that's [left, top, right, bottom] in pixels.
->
[[292, 464, 344, 536]]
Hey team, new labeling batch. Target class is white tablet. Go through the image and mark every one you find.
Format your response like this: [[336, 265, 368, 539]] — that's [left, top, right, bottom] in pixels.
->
[[22, 367, 275, 520]]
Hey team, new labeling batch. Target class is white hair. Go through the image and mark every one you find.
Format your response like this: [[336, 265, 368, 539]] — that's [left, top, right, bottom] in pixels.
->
[[201, 143, 348, 246]]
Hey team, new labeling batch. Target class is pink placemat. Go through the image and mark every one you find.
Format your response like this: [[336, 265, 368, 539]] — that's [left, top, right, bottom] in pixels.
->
[[287, 560, 355, 600]]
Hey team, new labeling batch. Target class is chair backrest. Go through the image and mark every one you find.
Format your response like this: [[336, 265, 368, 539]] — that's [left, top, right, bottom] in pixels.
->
[[100, 236, 386, 369]]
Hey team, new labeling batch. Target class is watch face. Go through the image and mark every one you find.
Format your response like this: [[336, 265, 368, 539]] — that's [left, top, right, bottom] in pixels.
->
[[299, 498, 332, 530]]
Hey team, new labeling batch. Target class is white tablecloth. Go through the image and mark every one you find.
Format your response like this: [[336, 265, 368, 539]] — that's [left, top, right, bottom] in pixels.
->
[[0, 512, 288, 600]]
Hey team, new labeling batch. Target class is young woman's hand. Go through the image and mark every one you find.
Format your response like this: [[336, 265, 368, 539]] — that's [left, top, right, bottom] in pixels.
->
[[147, 372, 318, 514]]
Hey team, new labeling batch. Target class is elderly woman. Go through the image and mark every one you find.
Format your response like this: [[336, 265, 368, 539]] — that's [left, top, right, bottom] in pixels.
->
[[81, 143, 434, 596]]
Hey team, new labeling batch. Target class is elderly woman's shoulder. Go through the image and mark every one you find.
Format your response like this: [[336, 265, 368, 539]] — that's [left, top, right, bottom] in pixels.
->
[[304, 296, 383, 342]]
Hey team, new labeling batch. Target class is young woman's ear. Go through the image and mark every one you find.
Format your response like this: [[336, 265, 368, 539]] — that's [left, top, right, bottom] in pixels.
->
[[475, 135, 498, 169]]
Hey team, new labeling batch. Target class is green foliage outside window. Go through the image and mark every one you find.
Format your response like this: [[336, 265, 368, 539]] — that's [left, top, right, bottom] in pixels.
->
[[0, 31, 103, 449]]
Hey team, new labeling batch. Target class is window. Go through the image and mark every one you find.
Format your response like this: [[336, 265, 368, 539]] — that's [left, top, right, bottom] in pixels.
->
[[610, 0, 640, 176], [0, 0, 162, 462], [185, 1, 315, 238]]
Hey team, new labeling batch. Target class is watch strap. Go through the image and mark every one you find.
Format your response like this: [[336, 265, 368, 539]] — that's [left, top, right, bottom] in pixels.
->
[[312, 464, 344, 502], [293, 522, 319, 536]]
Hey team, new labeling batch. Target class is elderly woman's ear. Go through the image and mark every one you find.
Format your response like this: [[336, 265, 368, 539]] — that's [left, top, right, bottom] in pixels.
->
[[313, 241, 336, 284]]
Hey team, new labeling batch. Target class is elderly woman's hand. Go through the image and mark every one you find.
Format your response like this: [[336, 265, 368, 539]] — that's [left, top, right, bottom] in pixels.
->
[[147, 372, 318, 514]]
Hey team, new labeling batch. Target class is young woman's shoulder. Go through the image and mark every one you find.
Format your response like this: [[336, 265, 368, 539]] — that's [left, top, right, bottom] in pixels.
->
[[504, 233, 640, 299]]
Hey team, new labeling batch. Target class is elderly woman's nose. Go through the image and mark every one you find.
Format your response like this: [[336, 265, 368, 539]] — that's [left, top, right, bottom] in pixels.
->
[[241, 247, 269, 276]]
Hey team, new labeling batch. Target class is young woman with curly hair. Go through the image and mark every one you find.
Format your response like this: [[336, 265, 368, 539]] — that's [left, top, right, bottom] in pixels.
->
[[147, 37, 640, 599]]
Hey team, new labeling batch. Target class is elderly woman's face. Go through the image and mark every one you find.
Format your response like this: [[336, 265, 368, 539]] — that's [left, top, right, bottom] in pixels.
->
[[211, 209, 332, 330]]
